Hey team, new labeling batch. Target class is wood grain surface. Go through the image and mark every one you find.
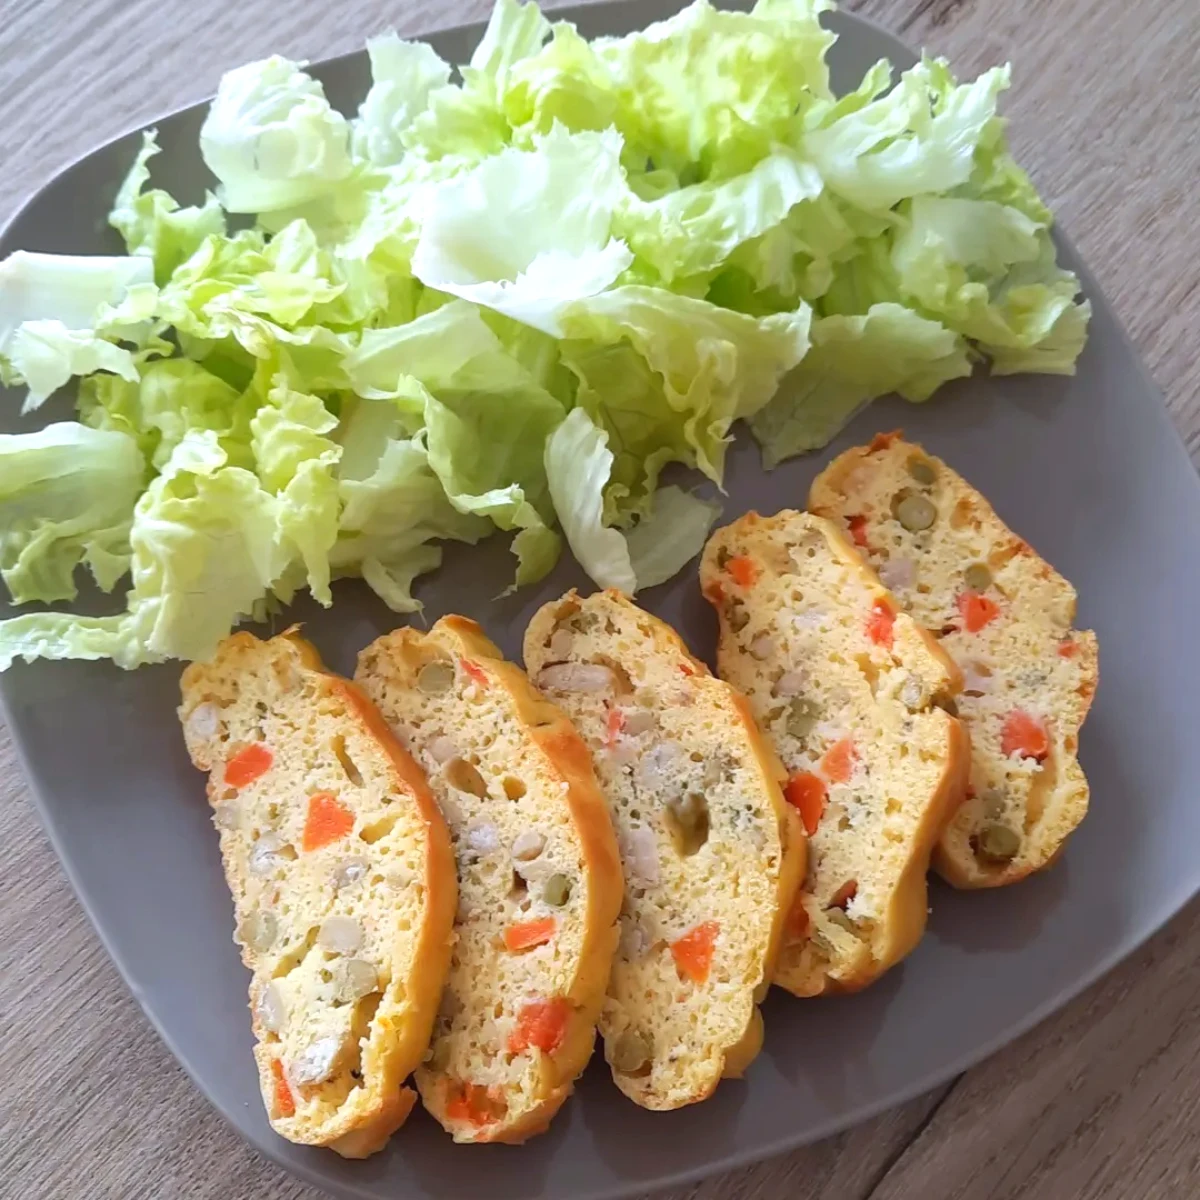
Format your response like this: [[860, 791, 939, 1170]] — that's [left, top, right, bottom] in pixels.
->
[[1, 0, 1197, 1197]]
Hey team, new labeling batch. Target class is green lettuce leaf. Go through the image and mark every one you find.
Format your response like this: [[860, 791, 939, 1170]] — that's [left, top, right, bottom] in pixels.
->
[[0, 422, 144, 604], [78, 357, 252, 470], [110, 131, 227, 283], [332, 399, 489, 610], [0, 432, 291, 669], [544, 407, 720, 592], [618, 151, 824, 284], [749, 303, 973, 465], [345, 301, 567, 582], [802, 59, 1011, 212], [595, 0, 835, 180], [249, 373, 341, 604], [561, 285, 811, 480]]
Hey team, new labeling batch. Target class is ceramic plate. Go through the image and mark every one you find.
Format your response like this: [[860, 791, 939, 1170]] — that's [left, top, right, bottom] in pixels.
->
[[3, 3, 1198, 1198]]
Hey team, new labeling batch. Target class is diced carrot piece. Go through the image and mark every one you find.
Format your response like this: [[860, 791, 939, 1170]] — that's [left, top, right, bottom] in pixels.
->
[[829, 880, 858, 910], [1001, 710, 1049, 762], [725, 555, 758, 588], [445, 1081, 503, 1127], [225, 743, 273, 789], [679, 661, 695, 677], [1058, 639, 1079, 658], [820, 738, 856, 785], [784, 772, 827, 837], [787, 895, 811, 937], [870, 430, 902, 452], [460, 658, 488, 688], [957, 591, 1002, 634], [847, 514, 869, 549], [302, 791, 354, 852], [704, 580, 726, 605], [865, 599, 895, 649], [671, 921, 720, 984], [508, 997, 570, 1056], [605, 706, 626, 748], [504, 917, 556, 952], [271, 1059, 295, 1118]]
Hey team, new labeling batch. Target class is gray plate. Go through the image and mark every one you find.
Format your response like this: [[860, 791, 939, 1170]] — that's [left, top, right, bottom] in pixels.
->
[[2, 3, 1197, 1198]]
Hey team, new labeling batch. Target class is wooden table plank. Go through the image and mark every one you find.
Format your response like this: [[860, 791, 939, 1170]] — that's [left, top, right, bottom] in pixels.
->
[[1, 0, 1196, 1197]]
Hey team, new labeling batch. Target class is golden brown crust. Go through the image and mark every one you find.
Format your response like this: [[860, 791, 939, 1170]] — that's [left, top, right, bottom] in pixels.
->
[[811, 436, 1098, 889], [355, 619, 622, 1144], [701, 512, 967, 997], [179, 627, 456, 1157]]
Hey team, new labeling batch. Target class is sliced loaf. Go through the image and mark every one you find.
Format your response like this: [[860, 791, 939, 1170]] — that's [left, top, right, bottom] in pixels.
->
[[810, 432, 1098, 887], [178, 629, 456, 1157], [524, 590, 805, 1109], [701, 513, 967, 995], [355, 617, 623, 1143]]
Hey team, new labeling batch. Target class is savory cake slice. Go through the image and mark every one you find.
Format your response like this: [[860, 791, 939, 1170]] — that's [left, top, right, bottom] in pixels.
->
[[810, 432, 1099, 887], [355, 617, 622, 1144], [701, 513, 968, 996], [178, 629, 456, 1158], [524, 590, 805, 1110]]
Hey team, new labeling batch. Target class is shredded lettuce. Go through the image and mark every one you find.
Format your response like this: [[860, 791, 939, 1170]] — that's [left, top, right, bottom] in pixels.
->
[[0, 0, 1087, 669]]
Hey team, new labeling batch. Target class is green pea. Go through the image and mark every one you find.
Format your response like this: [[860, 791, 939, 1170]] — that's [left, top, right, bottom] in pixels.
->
[[786, 697, 820, 740], [417, 660, 455, 695], [964, 563, 993, 592], [612, 1030, 652, 1074], [907, 455, 936, 486], [542, 873, 572, 907], [893, 490, 937, 532], [975, 822, 1020, 862]]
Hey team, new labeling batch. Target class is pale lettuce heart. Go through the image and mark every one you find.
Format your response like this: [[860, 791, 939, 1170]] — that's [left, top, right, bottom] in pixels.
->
[[410, 125, 633, 335], [7, 320, 141, 414], [0, 251, 153, 351], [352, 34, 453, 167], [200, 56, 353, 213], [544, 406, 637, 592], [466, 0, 552, 93], [0, 251, 154, 408]]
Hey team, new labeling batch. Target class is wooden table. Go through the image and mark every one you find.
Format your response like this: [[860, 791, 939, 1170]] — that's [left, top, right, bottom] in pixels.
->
[[2, 0, 1197, 1196]]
